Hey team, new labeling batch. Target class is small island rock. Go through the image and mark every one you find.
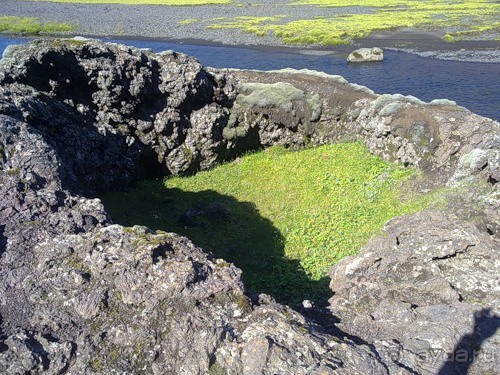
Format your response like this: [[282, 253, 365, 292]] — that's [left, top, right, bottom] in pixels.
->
[[347, 47, 384, 63]]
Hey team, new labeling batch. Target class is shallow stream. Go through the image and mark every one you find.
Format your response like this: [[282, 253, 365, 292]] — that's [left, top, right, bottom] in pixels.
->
[[1, 35, 499, 121]]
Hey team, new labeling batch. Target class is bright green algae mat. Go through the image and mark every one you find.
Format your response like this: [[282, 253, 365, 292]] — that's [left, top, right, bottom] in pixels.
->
[[0, 16, 75, 34], [205, 0, 500, 45], [103, 143, 433, 305]]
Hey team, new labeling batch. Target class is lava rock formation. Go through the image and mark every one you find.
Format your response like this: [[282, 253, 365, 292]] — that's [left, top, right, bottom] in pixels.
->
[[0, 39, 498, 374]]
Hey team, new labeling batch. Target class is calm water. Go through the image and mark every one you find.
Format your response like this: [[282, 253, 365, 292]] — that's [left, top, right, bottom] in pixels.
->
[[1, 35, 499, 120]]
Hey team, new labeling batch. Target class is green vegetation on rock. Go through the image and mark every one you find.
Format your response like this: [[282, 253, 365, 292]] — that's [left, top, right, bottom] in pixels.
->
[[103, 143, 434, 305], [0, 16, 76, 34]]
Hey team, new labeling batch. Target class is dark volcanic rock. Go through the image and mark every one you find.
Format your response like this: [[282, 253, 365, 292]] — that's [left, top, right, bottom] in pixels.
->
[[0, 39, 388, 374], [0, 39, 498, 374], [0, 39, 239, 191]]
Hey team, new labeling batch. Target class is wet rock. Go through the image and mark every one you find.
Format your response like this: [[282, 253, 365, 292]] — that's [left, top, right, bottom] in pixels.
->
[[347, 47, 384, 63]]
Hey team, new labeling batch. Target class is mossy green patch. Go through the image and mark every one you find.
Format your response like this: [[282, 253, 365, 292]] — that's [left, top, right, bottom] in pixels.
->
[[102, 143, 434, 305], [0, 16, 76, 34], [209, 362, 228, 375], [179, 18, 198, 25], [206, 15, 289, 36], [206, 0, 500, 45], [7, 167, 21, 176]]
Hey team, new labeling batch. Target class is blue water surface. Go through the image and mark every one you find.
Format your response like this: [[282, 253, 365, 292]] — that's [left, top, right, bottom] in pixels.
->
[[1, 35, 499, 120]]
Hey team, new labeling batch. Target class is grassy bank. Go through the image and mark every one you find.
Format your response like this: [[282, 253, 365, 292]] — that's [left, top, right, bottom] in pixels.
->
[[13, 1, 500, 45], [0, 16, 75, 34], [206, 0, 500, 45], [103, 143, 434, 305]]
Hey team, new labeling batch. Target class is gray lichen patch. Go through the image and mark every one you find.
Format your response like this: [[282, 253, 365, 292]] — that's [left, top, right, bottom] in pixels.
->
[[239, 82, 305, 112], [223, 81, 322, 150]]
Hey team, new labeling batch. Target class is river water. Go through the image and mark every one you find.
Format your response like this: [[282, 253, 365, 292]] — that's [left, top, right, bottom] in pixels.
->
[[1, 35, 499, 121]]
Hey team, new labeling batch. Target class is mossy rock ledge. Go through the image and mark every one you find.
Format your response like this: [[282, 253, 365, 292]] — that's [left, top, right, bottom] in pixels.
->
[[0, 39, 498, 374]]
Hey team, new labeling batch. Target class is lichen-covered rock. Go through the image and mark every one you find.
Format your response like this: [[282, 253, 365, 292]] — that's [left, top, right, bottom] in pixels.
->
[[347, 47, 384, 63], [328, 210, 500, 375], [213, 302, 388, 374], [0, 39, 238, 186], [0, 222, 247, 374], [222, 82, 322, 153]]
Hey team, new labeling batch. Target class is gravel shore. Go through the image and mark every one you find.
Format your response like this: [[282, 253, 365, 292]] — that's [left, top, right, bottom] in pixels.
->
[[1, 0, 499, 62]]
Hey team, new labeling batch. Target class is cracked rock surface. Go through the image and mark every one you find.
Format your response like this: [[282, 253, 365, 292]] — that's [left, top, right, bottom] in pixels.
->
[[329, 210, 500, 375]]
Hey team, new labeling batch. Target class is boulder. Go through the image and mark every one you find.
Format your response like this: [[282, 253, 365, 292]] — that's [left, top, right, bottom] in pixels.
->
[[347, 47, 384, 63]]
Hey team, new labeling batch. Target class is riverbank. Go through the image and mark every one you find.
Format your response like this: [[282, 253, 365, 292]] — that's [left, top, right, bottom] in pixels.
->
[[1, 0, 499, 62]]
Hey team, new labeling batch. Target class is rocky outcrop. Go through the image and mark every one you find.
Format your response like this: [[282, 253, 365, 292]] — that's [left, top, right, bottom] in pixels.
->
[[329, 210, 500, 375], [0, 39, 239, 190], [0, 39, 498, 374], [222, 81, 322, 152], [347, 47, 384, 63], [0, 38, 386, 374]]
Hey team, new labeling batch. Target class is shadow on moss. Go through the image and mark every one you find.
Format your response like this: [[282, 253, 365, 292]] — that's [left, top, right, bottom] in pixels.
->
[[101, 179, 331, 307]]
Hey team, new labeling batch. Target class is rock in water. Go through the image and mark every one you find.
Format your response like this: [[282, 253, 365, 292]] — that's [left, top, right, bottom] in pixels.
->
[[347, 47, 384, 63], [0, 38, 498, 374]]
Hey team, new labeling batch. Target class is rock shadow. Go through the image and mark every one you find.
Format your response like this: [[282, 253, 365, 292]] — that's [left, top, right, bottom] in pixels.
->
[[101, 180, 331, 307], [0, 225, 6, 257], [1, 43, 172, 198], [438, 307, 500, 375]]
